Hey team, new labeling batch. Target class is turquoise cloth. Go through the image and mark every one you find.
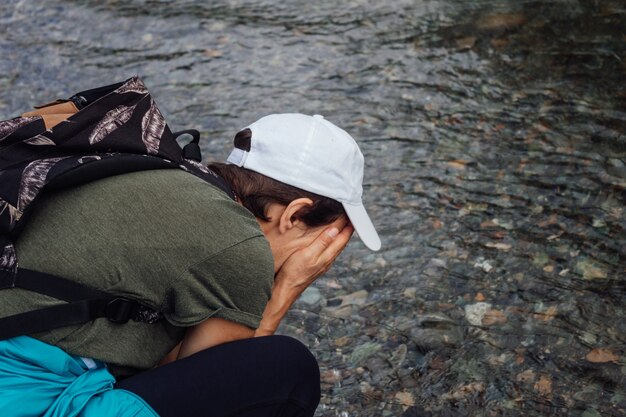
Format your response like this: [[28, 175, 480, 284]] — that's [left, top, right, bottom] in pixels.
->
[[0, 336, 159, 417]]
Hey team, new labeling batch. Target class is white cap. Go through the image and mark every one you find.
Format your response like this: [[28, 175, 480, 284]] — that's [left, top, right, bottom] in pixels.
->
[[227, 113, 381, 251]]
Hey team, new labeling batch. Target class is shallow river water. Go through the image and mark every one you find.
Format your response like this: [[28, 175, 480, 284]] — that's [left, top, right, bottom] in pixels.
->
[[1, 1, 625, 416]]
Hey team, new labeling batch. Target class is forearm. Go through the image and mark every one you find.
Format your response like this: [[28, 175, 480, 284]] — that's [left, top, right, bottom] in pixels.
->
[[176, 317, 255, 360], [158, 342, 182, 366], [254, 280, 302, 336]]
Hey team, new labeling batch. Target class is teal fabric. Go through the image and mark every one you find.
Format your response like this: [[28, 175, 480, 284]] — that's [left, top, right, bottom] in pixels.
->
[[0, 336, 159, 417]]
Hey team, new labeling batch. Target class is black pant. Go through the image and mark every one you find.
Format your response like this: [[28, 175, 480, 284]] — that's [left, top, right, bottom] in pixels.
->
[[115, 335, 321, 417]]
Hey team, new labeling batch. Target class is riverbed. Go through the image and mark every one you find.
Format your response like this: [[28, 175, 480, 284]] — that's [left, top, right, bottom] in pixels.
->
[[1, 1, 624, 416]]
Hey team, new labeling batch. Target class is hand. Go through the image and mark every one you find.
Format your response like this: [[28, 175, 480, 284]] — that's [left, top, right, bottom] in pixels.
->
[[275, 217, 354, 293], [255, 218, 354, 337]]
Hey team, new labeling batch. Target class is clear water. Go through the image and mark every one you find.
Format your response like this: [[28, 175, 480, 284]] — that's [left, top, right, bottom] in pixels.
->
[[1, 1, 624, 416]]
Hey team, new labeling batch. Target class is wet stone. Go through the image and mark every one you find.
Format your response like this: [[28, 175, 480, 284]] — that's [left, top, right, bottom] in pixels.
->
[[410, 313, 463, 351], [581, 408, 602, 417], [573, 384, 603, 403], [482, 309, 507, 326], [464, 302, 492, 326], [299, 287, 323, 305], [366, 356, 392, 384], [349, 342, 382, 366]]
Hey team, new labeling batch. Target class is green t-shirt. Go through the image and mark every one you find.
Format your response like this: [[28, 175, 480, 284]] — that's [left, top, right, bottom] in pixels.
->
[[0, 169, 274, 375]]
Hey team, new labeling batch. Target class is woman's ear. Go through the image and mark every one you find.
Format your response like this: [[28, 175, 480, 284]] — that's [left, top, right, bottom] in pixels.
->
[[278, 198, 313, 235]]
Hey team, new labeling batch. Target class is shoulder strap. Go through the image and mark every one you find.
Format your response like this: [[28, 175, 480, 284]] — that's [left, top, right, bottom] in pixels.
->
[[0, 268, 160, 340], [46, 153, 177, 191]]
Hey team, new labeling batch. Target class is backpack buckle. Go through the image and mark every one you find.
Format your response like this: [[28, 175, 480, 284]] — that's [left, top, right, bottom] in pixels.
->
[[104, 298, 139, 324], [174, 130, 202, 162]]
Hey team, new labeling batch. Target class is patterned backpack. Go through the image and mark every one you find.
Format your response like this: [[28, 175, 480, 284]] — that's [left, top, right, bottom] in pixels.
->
[[0, 76, 234, 339]]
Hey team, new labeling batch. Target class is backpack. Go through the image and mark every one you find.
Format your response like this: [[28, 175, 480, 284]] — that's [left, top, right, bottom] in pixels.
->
[[0, 76, 235, 339]]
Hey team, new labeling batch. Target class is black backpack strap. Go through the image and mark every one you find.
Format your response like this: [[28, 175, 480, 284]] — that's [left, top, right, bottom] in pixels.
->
[[47, 154, 178, 191], [0, 268, 161, 340], [0, 298, 137, 340], [46, 152, 235, 200], [1, 268, 119, 301]]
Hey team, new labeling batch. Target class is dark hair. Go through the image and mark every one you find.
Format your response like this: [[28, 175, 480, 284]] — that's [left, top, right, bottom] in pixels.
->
[[208, 130, 345, 227]]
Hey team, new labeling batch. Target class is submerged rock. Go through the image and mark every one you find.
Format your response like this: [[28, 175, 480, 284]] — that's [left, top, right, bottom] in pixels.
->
[[350, 342, 382, 365], [464, 302, 492, 326], [476, 13, 527, 31], [410, 313, 463, 351], [300, 287, 323, 305]]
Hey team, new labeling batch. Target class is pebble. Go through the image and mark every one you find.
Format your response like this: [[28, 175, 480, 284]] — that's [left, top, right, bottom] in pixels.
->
[[482, 309, 507, 326], [534, 375, 552, 396], [366, 356, 390, 383], [441, 382, 485, 401], [464, 302, 492, 326], [403, 287, 417, 299], [388, 344, 408, 369], [411, 313, 463, 350], [350, 342, 382, 365], [340, 290, 368, 306], [428, 258, 447, 268], [320, 369, 342, 385], [516, 369, 536, 383], [576, 259, 608, 279], [360, 381, 374, 395], [533, 306, 558, 321], [582, 408, 602, 417], [299, 287, 322, 305], [333, 336, 351, 348], [394, 391, 415, 410], [586, 348, 620, 363], [485, 242, 512, 251], [476, 13, 527, 31], [324, 290, 369, 318], [574, 385, 603, 402], [487, 353, 511, 366], [455, 36, 477, 50], [473, 257, 494, 272]]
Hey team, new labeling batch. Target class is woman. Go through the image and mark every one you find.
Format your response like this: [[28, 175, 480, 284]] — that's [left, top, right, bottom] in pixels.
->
[[0, 113, 380, 416]]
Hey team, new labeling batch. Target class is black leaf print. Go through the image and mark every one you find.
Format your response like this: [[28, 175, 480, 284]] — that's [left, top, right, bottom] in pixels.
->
[[0, 243, 16, 272], [88, 104, 137, 145], [17, 157, 66, 212], [141, 99, 164, 154], [24, 135, 56, 146], [114, 77, 148, 96], [135, 306, 164, 323], [78, 155, 102, 164], [0, 116, 41, 141], [0, 197, 21, 225], [183, 160, 219, 178]]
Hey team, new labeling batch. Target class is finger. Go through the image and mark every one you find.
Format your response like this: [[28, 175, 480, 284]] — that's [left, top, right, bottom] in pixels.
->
[[301, 220, 354, 264], [306, 227, 339, 254], [317, 224, 354, 265], [329, 215, 349, 231], [330, 223, 354, 254], [301, 225, 342, 262]]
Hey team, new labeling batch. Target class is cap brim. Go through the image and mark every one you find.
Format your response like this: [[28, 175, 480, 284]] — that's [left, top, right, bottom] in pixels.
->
[[343, 202, 381, 251]]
